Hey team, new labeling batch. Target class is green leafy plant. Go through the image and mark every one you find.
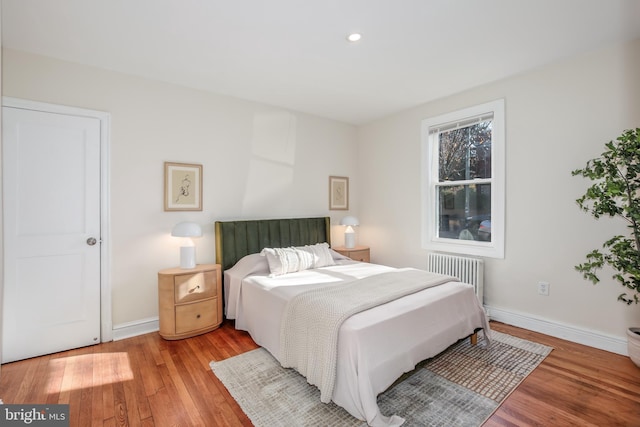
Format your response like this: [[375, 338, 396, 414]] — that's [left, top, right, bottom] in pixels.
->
[[571, 128, 640, 305]]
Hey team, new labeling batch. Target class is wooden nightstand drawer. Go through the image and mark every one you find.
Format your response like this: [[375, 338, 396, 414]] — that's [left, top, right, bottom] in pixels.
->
[[332, 245, 370, 263], [158, 264, 222, 340], [348, 249, 370, 263], [174, 270, 216, 304], [175, 299, 217, 334]]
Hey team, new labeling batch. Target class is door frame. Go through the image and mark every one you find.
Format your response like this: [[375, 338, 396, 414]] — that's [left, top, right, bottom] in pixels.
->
[[2, 97, 113, 342]]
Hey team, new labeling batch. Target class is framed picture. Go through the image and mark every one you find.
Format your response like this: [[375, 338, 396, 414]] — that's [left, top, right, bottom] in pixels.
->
[[164, 162, 203, 211], [329, 176, 349, 210]]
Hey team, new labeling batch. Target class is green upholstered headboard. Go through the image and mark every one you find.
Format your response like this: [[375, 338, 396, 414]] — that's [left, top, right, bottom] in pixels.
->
[[214, 217, 331, 272]]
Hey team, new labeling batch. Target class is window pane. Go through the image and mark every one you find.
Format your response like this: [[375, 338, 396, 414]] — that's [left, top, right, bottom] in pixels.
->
[[422, 99, 504, 258], [438, 120, 492, 182], [438, 184, 491, 241]]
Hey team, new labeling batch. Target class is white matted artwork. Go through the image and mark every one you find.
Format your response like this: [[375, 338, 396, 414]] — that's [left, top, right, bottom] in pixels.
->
[[164, 162, 202, 211], [329, 176, 349, 210]]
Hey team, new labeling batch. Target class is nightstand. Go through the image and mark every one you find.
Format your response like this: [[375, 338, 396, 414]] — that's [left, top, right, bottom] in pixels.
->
[[332, 245, 370, 262], [158, 264, 222, 340]]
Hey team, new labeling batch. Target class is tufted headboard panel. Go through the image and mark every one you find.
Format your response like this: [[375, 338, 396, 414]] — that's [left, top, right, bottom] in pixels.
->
[[214, 217, 331, 272]]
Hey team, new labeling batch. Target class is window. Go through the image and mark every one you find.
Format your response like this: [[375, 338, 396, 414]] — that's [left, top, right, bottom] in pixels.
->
[[421, 99, 505, 258]]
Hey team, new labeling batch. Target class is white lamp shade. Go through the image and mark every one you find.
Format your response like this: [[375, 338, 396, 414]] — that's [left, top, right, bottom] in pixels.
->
[[340, 216, 359, 227], [171, 222, 202, 237]]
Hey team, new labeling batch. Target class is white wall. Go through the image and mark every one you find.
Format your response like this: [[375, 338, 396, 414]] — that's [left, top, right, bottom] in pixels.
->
[[357, 38, 640, 351], [4, 38, 640, 353], [1, 48, 358, 329]]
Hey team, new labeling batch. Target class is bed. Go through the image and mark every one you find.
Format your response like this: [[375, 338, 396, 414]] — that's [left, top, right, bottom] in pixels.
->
[[214, 217, 490, 427]]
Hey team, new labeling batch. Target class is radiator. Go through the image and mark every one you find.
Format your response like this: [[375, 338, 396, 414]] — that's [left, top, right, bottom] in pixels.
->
[[427, 253, 484, 304]]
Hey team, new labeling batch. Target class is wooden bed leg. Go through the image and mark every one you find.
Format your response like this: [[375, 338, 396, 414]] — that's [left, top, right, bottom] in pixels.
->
[[470, 332, 478, 346]]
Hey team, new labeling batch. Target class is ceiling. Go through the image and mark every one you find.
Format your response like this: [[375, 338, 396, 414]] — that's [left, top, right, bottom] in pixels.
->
[[2, 0, 640, 125]]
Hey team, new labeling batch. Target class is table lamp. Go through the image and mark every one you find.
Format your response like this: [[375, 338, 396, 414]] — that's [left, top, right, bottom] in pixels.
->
[[340, 216, 359, 249], [171, 222, 202, 269]]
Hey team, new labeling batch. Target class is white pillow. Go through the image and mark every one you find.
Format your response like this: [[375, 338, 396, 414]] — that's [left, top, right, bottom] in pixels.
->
[[299, 242, 335, 268], [259, 242, 335, 276], [260, 246, 315, 277]]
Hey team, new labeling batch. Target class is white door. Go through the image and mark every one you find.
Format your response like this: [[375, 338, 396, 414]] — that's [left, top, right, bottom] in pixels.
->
[[2, 105, 102, 363]]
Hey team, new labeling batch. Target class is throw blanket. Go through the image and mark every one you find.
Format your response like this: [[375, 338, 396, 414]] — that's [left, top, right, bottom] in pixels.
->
[[278, 268, 456, 403]]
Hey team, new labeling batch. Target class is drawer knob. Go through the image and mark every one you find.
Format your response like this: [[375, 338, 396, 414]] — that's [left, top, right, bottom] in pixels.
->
[[196, 314, 201, 319], [188, 285, 201, 294]]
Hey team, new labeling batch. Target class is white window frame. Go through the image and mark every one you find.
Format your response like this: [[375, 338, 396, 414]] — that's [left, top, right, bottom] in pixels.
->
[[421, 99, 505, 259]]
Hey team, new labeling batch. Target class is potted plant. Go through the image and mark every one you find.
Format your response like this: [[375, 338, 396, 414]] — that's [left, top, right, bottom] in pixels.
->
[[572, 128, 640, 367]]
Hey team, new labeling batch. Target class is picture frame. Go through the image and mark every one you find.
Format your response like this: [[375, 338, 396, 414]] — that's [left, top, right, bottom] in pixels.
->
[[329, 176, 349, 210], [164, 162, 203, 211]]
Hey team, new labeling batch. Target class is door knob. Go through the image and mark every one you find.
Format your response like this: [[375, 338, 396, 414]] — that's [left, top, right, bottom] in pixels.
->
[[86, 237, 97, 246]]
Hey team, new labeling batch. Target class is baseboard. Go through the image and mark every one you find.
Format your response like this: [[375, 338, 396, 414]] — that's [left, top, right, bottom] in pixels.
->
[[112, 317, 159, 341], [485, 305, 628, 356]]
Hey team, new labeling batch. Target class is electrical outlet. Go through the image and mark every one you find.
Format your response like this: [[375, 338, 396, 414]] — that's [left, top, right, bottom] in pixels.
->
[[538, 281, 550, 296]]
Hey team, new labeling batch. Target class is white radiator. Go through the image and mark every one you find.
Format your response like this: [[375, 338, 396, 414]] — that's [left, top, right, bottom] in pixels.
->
[[427, 253, 484, 304]]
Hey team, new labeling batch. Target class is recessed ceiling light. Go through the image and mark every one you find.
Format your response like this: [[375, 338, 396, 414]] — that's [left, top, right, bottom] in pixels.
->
[[346, 33, 362, 42]]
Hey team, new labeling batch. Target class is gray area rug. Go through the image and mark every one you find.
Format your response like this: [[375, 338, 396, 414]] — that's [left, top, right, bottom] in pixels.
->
[[210, 331, 552, 426]]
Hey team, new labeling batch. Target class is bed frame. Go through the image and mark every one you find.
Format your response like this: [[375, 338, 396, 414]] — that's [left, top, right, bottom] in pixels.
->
[[213, 216, 479, 345], [214, 216, 331, 272]]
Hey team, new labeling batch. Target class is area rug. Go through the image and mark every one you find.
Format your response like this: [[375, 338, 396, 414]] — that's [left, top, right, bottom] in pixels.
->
[[210, 331, 552, 426]]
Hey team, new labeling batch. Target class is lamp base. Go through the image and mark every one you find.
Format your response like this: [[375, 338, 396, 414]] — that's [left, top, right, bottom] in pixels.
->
[[344, 233, 355, 249], [180, 246, 196, 269]]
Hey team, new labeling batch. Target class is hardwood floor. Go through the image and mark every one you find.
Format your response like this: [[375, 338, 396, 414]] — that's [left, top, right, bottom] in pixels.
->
[[485, 324, 640, 427], [1, 321, 639, 426]]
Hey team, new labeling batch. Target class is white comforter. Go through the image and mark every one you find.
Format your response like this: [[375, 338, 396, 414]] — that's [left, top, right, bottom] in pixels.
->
[[224, 253, 490, 426]]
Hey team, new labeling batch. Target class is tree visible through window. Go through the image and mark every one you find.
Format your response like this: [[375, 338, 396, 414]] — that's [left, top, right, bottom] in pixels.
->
[[422, 99, 504, 259], [438, 119, 492, 241]]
